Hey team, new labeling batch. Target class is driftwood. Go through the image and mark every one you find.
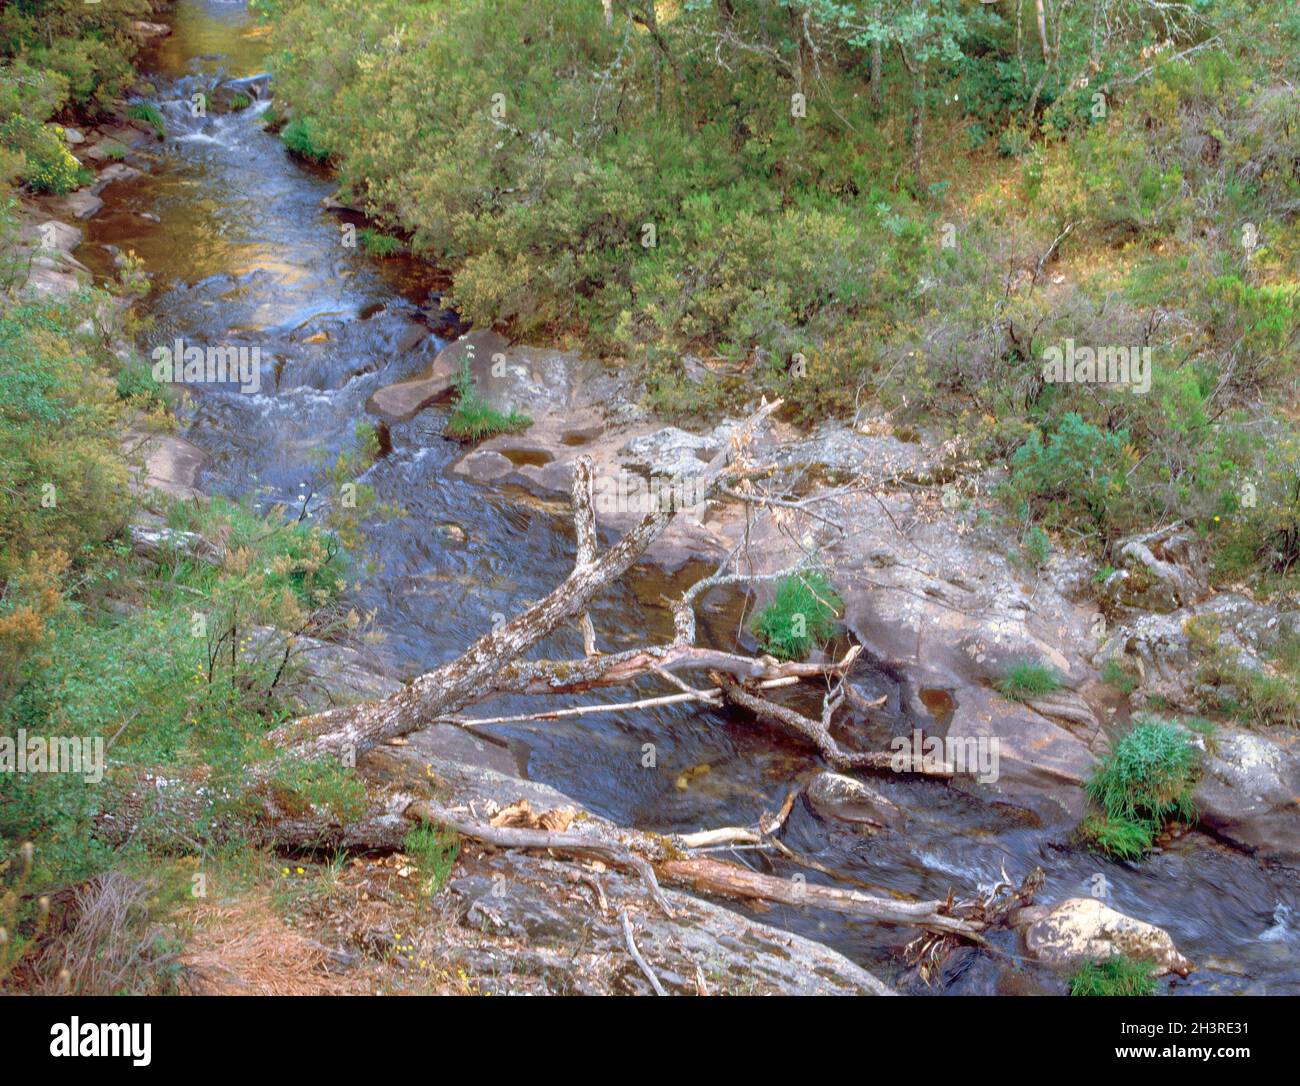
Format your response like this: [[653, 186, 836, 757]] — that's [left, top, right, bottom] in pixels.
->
[[400, 797, 1007, 940]]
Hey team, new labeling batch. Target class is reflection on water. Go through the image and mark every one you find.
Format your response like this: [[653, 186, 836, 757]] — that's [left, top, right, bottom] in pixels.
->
[[93, 0, 1298, 994]]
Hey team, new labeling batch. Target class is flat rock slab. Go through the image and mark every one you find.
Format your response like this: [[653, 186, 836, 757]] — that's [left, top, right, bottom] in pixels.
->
[[122, 429, 207, 499], [367, 722, 892, 994], [49, 189, 103, 220], [451, 851, 894, 995]]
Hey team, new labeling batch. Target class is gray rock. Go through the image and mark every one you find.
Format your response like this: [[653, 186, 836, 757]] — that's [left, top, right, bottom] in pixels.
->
[[449, 850, 894, 995], [368, 330, 506, 421], [51, 189, 103, 220], [122, 429, 207, 499], [91, 162, 142, 195], [1193, 727, 1300, 862], [248, 628, 402, 711], [619, 426, 718, 478]]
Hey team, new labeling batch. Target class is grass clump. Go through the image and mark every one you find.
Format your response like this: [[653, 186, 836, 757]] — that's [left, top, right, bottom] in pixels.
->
[[280, 116, 330, 162], [403, 824, 460, 895], [1081, 718, 1200, 859], [444, 352, 529, 443], [1101, 658, 1139, 695], [997, 662, 1063, 701], [1069, 955, 1158, 996], [359, 228, 402, 257], [751, 571, 842, 662], [126, 103, 165, 139]]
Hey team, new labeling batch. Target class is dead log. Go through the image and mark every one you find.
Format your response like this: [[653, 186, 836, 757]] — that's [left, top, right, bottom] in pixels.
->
[[267, 400, 784, 763]]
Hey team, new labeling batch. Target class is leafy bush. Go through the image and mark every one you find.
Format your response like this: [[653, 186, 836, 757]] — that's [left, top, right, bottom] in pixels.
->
[[359, 228, 401, 257], [751, 571, 842, 662], [1006, 414, 1134, 542], [1, 118, 90, 193]]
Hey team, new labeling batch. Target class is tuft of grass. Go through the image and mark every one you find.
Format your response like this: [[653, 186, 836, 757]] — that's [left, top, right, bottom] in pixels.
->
[[403, 824, 460, 894], [127, 103, 165, 139], [1069, 955, 1158, 996], [1101, 658, 1139, 695], [751, 571, 843, 662], [1081, 718, 1200, 858], [1077, 813, 1153, 861], [444, 352, 529, 443], [997, 661, 1063, 700], [359, 228, 402, 257]]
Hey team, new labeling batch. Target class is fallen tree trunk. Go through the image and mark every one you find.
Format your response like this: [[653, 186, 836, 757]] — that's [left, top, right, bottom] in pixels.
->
[[268, 401, 783, 763], [401, 799, 1010, 940]]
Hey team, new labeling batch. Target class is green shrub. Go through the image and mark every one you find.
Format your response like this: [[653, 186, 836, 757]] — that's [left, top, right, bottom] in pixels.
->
[[1006, 414, 1134, 542], [359, 228, 401, 257], [1069, 955, 1158, 996], [1, 118, 90, 193], [751, 571, 842, 662]]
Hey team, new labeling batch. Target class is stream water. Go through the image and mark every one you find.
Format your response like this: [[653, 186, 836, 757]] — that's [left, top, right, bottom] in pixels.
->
[[85, 0, 1298, 993]]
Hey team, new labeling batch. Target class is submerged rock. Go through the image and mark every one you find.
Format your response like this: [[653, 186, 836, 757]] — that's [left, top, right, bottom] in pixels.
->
[[806, 772, 906, 829], [50, 189, 103, 220]]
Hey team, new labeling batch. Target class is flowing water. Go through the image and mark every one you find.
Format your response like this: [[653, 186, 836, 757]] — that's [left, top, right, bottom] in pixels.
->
[[86, 0, 1298, 993]]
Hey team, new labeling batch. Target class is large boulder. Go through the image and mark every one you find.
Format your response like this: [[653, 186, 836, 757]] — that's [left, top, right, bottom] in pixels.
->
[[1193, 727, 1300, 862], [1018, 898, 1194, 976], [122, 428, 207, 499]]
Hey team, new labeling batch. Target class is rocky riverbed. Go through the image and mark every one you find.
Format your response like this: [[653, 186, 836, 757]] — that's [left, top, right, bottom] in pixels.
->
[[12, 0, 1297, 995]]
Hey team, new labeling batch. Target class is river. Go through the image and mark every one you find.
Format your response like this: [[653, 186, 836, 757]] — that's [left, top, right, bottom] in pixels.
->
[[82, 0, 1299, 994]]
